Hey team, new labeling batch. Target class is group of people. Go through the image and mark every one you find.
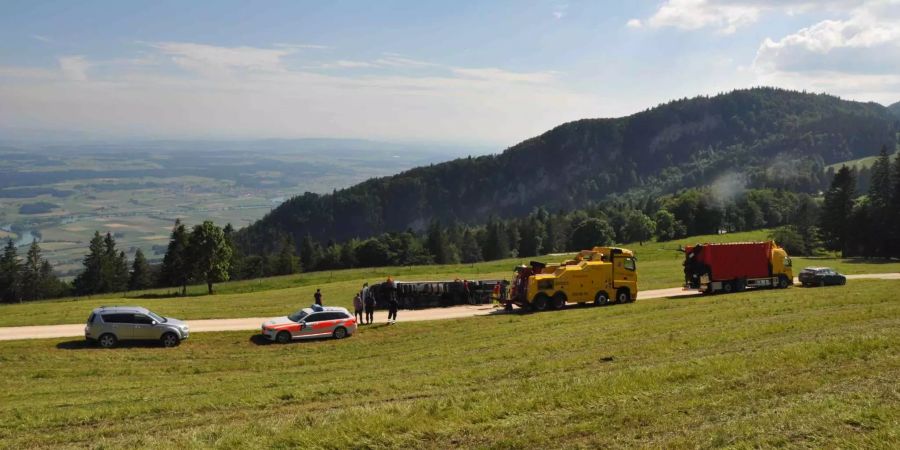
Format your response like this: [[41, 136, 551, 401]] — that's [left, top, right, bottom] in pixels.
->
[[342, 277, 399, 325]]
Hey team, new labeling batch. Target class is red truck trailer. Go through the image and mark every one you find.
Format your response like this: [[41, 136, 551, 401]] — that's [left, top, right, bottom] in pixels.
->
[[683, 241, 793, 294]]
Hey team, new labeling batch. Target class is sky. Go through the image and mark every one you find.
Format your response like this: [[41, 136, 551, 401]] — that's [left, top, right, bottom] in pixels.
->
[[1, 0, 899, 147]]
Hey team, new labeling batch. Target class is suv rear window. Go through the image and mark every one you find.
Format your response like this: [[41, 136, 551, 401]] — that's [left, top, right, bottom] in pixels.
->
[[87, 313, 96, 324], [101, 313, 135, 323]]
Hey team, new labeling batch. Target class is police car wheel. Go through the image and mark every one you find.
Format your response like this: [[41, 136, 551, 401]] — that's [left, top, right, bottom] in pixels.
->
[[276, 331, 292, 344], [333, 327, 347, 339]]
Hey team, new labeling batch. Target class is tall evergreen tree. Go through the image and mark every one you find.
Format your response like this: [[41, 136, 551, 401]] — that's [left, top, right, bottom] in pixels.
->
[[0, 239, 21, 303], [820, 166, 856, 256], [274, 236, 299, 275], [74, 231, 105, 295], [867, 145, 893, 256], [459, 229, 483, 263], [160, 219, 191, 295], [129, 248, 153, 290], [99, 233, 129, 293], [891, 150, 900, 256], [20, 242, 43, 301], [188, 221, 232, 294], [299, 234, 320, 272], [222, 223, 243, 281], [426, 220, 457, 264]]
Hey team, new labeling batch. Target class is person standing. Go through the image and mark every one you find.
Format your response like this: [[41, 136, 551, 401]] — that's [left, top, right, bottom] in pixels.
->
[[314, 288, 322, 306], [364, 287, 375, 324], [387, 293, 399, 324], [353, 293, 364, 324]]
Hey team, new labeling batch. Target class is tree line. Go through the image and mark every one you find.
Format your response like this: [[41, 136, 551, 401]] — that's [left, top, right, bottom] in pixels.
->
[[3, 156, 897, 304], [819, 145, 900, 258]]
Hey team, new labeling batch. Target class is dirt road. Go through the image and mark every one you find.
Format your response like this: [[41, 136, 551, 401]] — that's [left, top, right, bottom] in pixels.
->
[[1, 273, 897, 342]]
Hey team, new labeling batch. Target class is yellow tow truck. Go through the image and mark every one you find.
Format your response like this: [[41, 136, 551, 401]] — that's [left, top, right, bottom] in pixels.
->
[[508, 247, 638, 311]]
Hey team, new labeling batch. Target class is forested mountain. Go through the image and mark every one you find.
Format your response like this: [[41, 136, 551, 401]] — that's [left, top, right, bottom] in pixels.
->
[[889, 101, 900, 119], [237, 88, 899, 253]]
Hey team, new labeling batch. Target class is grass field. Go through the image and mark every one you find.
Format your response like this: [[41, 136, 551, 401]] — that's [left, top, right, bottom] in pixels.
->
[[2, 229, 899, 328], [0, 280, 897, 448]]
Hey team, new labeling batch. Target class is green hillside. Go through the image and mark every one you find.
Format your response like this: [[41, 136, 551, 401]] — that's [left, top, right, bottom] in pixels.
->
[[1, 280, 897, 448], [3, 229, 900, 328], [237, 88, 899, 254]]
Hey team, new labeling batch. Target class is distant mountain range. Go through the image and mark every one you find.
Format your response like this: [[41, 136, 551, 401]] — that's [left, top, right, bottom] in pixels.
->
[[237, 88, 900, 253]]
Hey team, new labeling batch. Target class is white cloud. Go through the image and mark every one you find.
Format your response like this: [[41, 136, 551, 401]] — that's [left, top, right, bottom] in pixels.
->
[[752, 1, 900, 103], [626, 19, 642, 28], [634, 0, 870, 34], [30, 34, 52, 43], [150, 42, 293, 76], [0, 42, 597, 144], [452, 67, 558, 84], [58, 55, 90, 81]]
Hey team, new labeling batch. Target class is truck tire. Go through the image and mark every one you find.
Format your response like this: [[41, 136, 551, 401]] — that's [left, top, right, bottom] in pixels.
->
[[594, 291, 609, 306], [723, 282, 733, 294], [616, 288, 631, 304], [778, 276, 790, 289], [551, 292, 567, 310], [531, 294, 550, 312]]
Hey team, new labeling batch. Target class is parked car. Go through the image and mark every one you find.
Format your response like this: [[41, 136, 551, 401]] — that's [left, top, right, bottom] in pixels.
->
[[798, 267, 847, 287], [85, 306, 189, 348], [261, 305, 357, 343]]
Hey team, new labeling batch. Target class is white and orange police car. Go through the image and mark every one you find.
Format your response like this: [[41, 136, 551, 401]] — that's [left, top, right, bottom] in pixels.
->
[[261, 305, 357, 343]]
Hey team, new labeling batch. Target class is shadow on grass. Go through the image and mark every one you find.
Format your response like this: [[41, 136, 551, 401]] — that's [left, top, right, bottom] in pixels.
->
[[55, 339, 167, 350]]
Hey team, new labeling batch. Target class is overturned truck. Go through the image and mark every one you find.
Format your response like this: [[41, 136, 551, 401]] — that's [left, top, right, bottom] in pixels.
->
[[369, 279, 507, 309]]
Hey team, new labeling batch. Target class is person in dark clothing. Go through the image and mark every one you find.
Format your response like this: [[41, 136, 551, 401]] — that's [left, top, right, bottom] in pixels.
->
[[314, 288, 322, 306], [387, 295, 399, 324], [364, 288, 375, 324]]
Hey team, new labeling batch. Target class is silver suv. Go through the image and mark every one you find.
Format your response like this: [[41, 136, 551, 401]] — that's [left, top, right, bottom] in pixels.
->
[[85, 306, 189, 348]]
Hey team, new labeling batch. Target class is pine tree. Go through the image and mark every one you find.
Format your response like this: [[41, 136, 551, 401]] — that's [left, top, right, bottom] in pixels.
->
[[129, 249, 153, 290], [98, 233, 128, 293], [222, 223, 243, 281], [300, 234, 321, 272], [74, 231, 105, 295], [891, 150, 900, 256], [0, 239, 21, 303], [868, 145, 892, 256], [188, 221, 232, 294], [426, 220, 456, 264], [160, 219, 191, 295], [20, 242, 43, 301], [459, 229, 483, 263], [274, 236, 298, 275], [820, 166, 856, 256]]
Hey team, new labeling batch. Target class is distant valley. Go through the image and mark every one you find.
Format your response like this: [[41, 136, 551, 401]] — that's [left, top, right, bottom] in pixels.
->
[[0, 139, 490, 275]]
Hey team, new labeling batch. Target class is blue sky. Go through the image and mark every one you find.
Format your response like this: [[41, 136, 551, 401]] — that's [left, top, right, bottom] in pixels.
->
[[1, 1, 898, 146]]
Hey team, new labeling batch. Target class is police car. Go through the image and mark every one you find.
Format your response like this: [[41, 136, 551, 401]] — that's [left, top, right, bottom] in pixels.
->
[[260, 305, 357, 343]]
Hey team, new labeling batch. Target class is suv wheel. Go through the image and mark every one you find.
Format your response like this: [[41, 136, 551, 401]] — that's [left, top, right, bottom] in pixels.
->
[[161, 332, 180, 348], [98, 333, 117, 349], [276, 331, 292, 344], [333, 327, 348, 339]]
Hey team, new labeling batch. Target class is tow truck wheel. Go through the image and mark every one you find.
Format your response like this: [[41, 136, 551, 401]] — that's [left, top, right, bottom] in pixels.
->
[[552, 293, 567, 310], [616, 288, 631, 304], [594, 291, 609, 306], [531, 294, 549, 312]]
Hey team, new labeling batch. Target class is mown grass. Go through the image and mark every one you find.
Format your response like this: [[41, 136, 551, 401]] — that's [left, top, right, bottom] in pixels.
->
[[2, 229, 898, 327], [0, 280, 897, 448]]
